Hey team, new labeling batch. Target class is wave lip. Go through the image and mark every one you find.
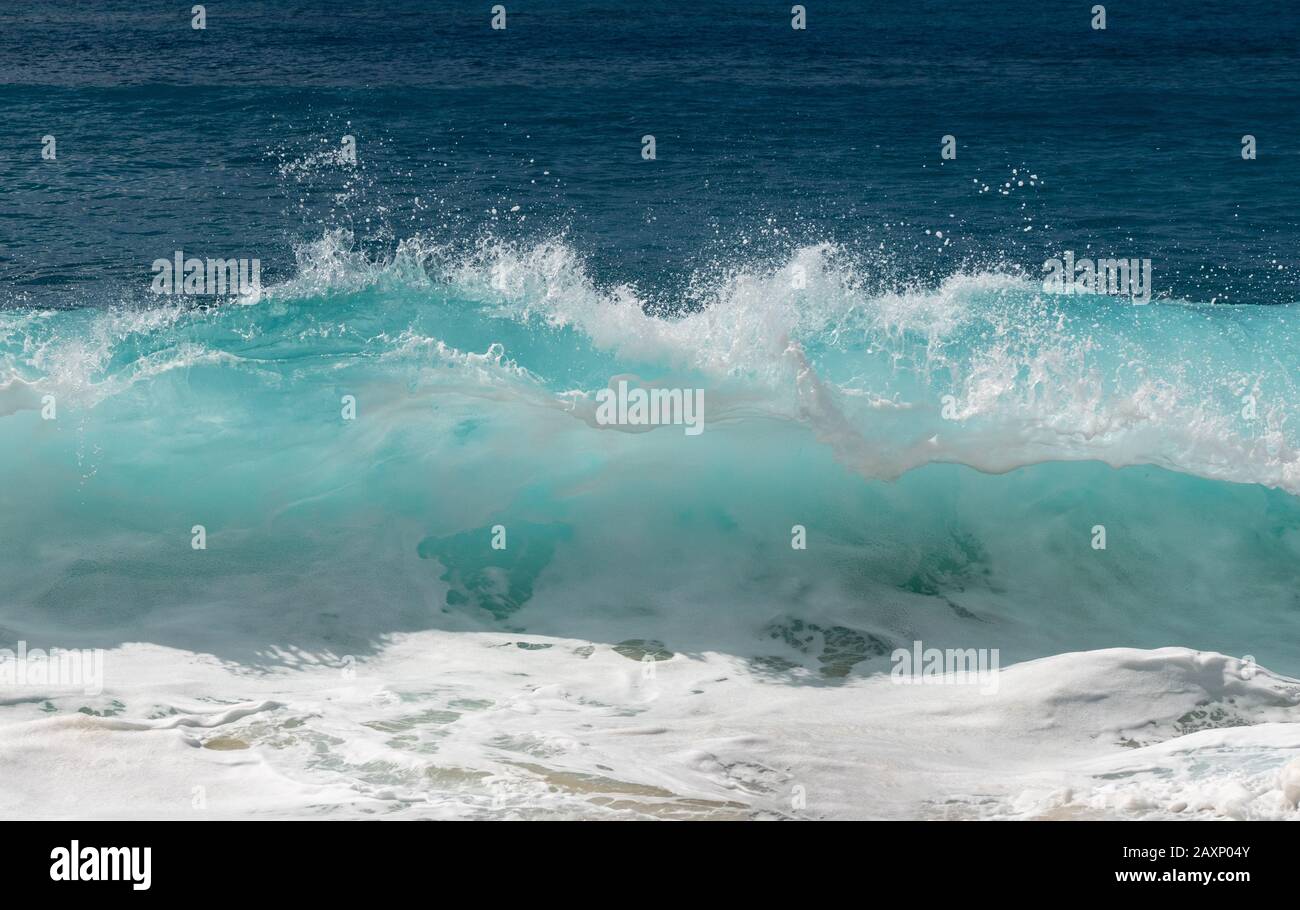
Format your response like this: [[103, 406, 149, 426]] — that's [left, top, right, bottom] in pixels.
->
[[6, 233, 1295, 494]]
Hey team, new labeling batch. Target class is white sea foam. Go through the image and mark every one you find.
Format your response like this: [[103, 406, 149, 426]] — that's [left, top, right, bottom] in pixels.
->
[[0, 641, 1296, 820]]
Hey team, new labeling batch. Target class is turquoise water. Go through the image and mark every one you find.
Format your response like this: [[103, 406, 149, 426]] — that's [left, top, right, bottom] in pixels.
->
[[3, 238, 1297, 676]]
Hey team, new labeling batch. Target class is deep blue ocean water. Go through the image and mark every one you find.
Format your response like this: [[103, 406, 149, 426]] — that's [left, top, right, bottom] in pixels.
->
[[2, 0, 1298, 305]]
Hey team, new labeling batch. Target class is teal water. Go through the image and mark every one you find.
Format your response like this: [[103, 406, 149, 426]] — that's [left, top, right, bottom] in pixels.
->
[[3, 238, 1297, 676]]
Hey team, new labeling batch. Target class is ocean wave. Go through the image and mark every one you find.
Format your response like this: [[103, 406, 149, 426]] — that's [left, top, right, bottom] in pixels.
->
[[4, 231, 1296, 493], [3, 237, 1300, 819]]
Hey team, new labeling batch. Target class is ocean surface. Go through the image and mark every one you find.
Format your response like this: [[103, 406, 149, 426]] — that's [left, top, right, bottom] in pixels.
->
[[1, 0, 1298, 819]]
